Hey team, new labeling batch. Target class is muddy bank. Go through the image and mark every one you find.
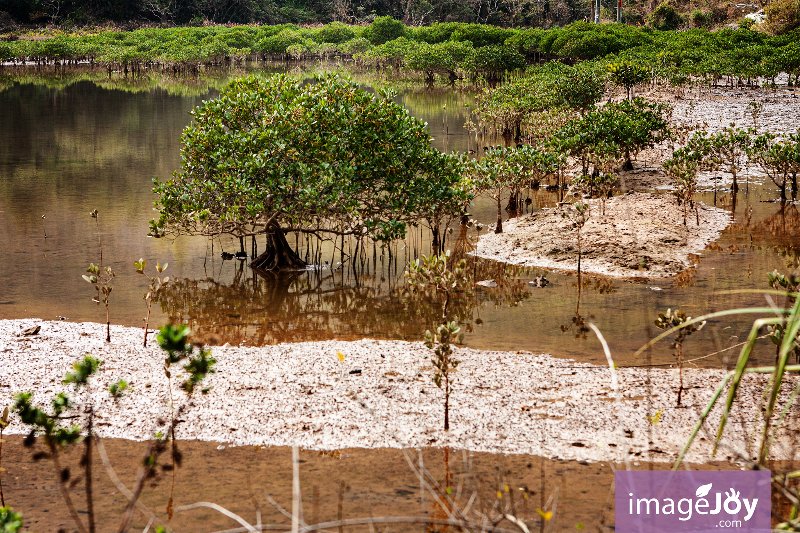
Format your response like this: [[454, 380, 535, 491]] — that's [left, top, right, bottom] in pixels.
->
[[1, 319, 797, 465], [473, 193, 731, 278]]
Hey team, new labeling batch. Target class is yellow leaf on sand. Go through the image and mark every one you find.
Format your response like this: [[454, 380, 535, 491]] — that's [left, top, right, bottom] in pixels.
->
[[337, 351, 345, 362], [536, 509, 553, 521]]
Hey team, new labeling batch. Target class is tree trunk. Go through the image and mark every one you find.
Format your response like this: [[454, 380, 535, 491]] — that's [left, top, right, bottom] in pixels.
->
[[250, 225, 307, 271], [495, 196, 503, 233], [432, 226, 441, 256]]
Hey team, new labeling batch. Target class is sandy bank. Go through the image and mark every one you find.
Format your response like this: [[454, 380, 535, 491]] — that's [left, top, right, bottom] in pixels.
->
[[473, 193, 731, 279], [1, 319, 797, 464]]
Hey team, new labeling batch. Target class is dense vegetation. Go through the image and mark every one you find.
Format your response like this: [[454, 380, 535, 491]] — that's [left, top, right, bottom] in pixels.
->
[[2, 20, 799, 89]]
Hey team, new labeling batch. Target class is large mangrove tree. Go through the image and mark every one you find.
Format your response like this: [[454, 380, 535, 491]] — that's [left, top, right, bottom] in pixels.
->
[[150, 73, 470, 270]]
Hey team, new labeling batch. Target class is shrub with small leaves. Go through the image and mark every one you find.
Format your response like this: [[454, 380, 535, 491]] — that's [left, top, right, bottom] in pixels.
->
[[655, 308, 705, 406], [135, 259, 170, 347], [157, 324, 216, 395], [405, 251, 468, 322], [426, 321, 462, 431]]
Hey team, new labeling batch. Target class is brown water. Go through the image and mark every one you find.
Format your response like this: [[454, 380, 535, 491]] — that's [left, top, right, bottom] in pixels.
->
[[7, 434, 791, 533], [1, 63, 799, 368]]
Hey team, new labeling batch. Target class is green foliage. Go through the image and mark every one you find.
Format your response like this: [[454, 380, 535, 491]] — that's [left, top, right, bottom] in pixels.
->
[[449, 24, 515, 48], [750, 132, 800, 200], [410, 22, 462, 44], [663, 146, 701, 226], [256, 28, 307, 54], [606, 60, 651, 99], [152, 73, 468, 255], [467, 45, 526, 77], [542, 22, 652, 60], [405, 40, 475, 82], [474, 62, 605, 142], [314, 21, 358, 44], [406, 252, 468, 316], [690, 9, 711, 28], [0, 507, 23, 533], [63, 355, 101, 387], [108, 380, 129, 399], [362, 16, 407, 45], [136, 259, 170, 347], [556, 98, 670, 174], [157, 324, 217, 394], [572, 171, 617, 215], [337, 37, 371, 54]]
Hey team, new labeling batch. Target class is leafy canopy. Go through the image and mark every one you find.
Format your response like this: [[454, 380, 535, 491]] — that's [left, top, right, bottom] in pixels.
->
[[152, 73, 469, 243]]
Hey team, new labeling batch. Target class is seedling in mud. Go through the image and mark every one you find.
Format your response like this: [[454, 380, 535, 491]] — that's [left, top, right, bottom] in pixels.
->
[[572, 172, 616, 216], [426, 321, 463, 431], [83, 263, 115, 343], [654, 308, 705, 407], [561, 202, 590, 276], [83, 210, 115, 342], [134, 259, 170, 347], [747, 101, 763, 129]]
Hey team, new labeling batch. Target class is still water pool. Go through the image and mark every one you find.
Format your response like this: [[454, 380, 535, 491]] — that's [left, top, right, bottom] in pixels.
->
[[1, 62, 798, 368]]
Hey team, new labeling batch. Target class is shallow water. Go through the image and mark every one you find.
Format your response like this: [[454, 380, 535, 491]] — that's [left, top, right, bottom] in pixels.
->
[[5, 434, 775, 533], [1, 63, 799, 367]]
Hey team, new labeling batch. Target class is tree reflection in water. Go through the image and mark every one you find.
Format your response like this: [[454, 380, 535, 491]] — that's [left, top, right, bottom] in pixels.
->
[[155, 257, 533, 347]]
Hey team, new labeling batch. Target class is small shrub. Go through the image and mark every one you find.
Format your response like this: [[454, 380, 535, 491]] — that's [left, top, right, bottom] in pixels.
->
[[764, 0, 800, 35], [650, 2, 684, 30], [314, 21, 357, 44], [362, 16, 407, 45], [691, 9, 711, 28], [655, 309, 705, 407]]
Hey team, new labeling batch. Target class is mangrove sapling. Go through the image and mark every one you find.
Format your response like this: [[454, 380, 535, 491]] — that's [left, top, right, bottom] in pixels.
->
[[83, 262, 115, 343], [83, 209, 115, 342], [750, 133, 797, 201], [426, 321, 463, 430], [14, 355, 104, 533], [654, 309, 705, 407], [561, 202, 590, 276], [157, 323, 216, 519], [572, 141, 621, 215], [405, 251, 468, 323], [705, 126, 752, 193], [134, 259, 170, 347], [606, 61, 651, 101], [663, 147, 701, 226], [747, 101, 763, 130]]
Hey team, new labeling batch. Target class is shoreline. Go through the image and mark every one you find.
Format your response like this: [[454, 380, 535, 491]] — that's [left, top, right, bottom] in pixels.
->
[[473, 193, 732, 279], [2, 319, 798, 464]]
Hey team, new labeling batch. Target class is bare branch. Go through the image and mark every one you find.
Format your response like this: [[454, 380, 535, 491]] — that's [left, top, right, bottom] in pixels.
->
[[175, 502, 259, 533]]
